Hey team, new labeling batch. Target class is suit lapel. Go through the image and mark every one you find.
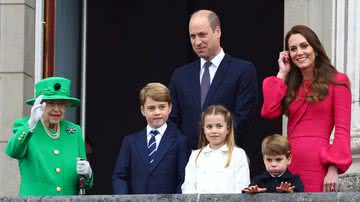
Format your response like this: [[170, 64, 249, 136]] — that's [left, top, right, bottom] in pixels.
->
[[134, 129, 152, 170], [203, 55, 232, 108], [190, 60, 202, 109], [149, 127, 176, 171]]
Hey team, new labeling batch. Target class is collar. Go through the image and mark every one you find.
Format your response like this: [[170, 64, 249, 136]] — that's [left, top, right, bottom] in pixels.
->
[[200, 48, 225, 69], [269, 172, 285, 178], [146, 123, 167, 136], [265, 169, 293, 179], [202, 144, 229, 153]]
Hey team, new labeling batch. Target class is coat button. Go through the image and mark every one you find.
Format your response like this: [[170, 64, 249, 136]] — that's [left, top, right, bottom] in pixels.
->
[[56, 168, 61, 173], [53, 150, 59, 155], [56, 187, 62, 192], [18, 138, 22, 141], [22, 132, 25, 135]]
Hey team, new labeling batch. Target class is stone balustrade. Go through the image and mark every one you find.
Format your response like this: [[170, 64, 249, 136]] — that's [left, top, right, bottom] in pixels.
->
[[1, 193, 360, 202]]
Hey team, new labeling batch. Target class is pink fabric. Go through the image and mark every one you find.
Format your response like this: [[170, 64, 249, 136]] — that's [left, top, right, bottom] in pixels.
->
[[261, 73, 352, 192]]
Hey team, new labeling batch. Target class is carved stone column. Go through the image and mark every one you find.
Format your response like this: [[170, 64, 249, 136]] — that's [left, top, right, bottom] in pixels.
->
[[335, 0, 360, 192], [0, 0, 35, 196]]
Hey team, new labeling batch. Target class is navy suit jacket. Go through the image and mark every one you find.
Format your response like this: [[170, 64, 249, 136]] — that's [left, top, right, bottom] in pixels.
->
[[112, 124, 189, 194], [169, 54, 258, 149], [250, 170, 304, 192]]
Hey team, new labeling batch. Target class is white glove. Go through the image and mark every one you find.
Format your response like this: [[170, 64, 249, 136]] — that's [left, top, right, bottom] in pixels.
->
[[28, 95, 46, 131], [77, 159, 92, 177]]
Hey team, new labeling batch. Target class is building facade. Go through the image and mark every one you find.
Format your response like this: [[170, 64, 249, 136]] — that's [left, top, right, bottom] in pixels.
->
[[0, 0, 359, 196]]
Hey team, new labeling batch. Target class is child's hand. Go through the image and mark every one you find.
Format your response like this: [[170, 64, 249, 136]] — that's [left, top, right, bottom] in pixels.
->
[[276, 182, 295, 193], [242, 185, 267, 193]]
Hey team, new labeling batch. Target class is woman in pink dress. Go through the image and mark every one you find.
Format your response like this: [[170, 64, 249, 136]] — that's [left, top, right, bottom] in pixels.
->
[[261, 25, 352, 192]]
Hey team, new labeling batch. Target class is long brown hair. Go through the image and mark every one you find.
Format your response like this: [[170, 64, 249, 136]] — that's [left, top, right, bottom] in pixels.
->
[[282, 25, 341, 114], [196, 105, 235, 167]]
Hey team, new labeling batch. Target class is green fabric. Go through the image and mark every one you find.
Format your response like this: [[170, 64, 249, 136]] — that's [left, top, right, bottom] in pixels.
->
[[6, 117, 93, 196], [48, 129, 57, 135], [26, 77, 80, 107]]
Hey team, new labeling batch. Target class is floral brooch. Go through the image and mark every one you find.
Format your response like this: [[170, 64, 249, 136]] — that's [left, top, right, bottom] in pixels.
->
[[66, 126, 76, 134]]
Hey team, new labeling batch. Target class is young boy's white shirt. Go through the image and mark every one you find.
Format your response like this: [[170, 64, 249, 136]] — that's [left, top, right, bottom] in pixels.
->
[[182, 144, 250, 193]]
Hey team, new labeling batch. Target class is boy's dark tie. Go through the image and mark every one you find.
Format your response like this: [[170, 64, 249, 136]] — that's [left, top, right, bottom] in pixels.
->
[[201, 62, 212, 107], [148, 130, 159, 164]]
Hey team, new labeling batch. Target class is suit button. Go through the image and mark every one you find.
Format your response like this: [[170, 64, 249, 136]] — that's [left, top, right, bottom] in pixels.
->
[[53, 150, 59, 155], [56, 187, 62, 192], [55, 168, 61, 173], [22, 132, 25, 135], [18, 138, 22, 141]]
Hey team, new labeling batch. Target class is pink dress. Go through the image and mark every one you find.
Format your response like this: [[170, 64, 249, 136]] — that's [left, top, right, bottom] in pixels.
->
[[261, 73, 352, 192]]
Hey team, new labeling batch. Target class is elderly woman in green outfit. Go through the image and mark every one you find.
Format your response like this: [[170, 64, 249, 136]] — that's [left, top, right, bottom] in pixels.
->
[[6, 77, 93, 196]]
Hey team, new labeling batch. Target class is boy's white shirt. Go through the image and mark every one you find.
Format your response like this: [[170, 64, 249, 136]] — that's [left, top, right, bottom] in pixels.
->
[[199, 49, 225, 84], [181, 144, 250, 193], [146, 123, 167, 150]]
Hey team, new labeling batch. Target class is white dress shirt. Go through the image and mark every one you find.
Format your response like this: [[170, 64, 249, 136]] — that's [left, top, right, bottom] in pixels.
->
[[199, 49, 225, 84], [181, 144, 250, 193], [146, 123, 167, 150]]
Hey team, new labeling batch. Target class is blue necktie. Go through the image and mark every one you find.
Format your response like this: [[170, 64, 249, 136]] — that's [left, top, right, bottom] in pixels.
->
[[148, 130, 159, 164], [201, 62, 212, 107]]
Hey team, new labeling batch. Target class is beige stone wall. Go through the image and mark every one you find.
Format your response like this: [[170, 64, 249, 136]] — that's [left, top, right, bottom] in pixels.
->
[[284, 0, 334, 57], [0, 0, 35, 196]]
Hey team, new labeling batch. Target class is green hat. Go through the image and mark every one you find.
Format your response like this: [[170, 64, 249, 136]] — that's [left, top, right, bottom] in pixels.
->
[[26, 77, 80, 107]]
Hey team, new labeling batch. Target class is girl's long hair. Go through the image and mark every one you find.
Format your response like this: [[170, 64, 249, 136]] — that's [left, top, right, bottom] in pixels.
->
[[196, 105, 235, 167]]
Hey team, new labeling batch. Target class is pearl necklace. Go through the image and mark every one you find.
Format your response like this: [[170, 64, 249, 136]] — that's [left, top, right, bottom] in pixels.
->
[[41, 119, 60, 139]]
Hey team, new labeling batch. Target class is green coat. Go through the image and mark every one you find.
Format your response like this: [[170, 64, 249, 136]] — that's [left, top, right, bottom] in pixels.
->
[[6, 117, 93, 196]]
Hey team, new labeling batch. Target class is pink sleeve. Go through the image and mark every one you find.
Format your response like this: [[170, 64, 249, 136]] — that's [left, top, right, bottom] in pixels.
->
[[320, 73, 352, 174], [261, 76, 288, 119]]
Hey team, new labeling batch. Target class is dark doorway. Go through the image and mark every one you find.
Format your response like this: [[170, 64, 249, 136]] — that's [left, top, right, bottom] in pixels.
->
[[87, 0, 283, 194]]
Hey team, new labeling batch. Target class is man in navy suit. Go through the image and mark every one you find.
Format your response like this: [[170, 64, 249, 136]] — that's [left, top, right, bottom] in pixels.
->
[[112, 83, 189, 194], [169, 9, 258, 149]]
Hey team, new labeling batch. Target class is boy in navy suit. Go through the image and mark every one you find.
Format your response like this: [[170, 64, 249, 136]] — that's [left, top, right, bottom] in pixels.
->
[[112, 82, 189, 194], [242, 134, 304, 193]]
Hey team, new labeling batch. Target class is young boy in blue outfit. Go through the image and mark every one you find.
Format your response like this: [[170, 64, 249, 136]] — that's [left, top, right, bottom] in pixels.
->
[[112, 82, 189, 194], [243, 134, 304, 193]]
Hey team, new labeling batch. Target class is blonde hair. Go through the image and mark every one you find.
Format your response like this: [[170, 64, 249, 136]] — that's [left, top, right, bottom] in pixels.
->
[[139, 82, 171, 106], [196, 105, 235, 167], [261, 134, 291, 158]]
